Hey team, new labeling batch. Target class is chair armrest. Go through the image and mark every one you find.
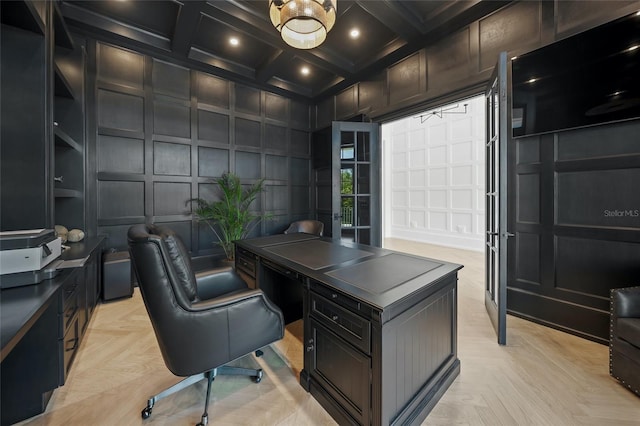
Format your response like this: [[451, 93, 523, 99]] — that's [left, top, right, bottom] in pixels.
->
[[612, 286, 640, 319], [195, 266, 248, 300], [190, 288, 265, 311]]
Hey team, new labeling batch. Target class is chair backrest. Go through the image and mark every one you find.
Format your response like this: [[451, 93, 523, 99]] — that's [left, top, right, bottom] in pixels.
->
[[128, 224, 205, 374], [128, 223, 198, 305], [284, 219, 324, 236]]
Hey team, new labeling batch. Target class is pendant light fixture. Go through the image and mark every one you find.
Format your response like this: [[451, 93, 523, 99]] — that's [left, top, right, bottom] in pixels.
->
[[269, 0, 337, 50]]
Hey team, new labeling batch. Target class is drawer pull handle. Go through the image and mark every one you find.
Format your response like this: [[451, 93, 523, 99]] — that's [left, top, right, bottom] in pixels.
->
[[332, 315, 339, 321], [331, 293, 338, 299]]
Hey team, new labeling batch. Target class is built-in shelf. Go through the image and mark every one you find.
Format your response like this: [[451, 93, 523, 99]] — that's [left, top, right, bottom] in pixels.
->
[[54, 126, 82, 152], [53, 2, 74, 50], [54, 63, 75, 99], [55, 188, 82, 198], [0, 1, 45, 36]]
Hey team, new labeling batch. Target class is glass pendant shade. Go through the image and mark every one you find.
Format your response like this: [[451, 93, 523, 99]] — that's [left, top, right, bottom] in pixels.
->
[[269, 0, 337, 49]]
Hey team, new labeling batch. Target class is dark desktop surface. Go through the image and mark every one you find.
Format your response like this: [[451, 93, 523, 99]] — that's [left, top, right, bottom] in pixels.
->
[[238, 234, 463, 311]]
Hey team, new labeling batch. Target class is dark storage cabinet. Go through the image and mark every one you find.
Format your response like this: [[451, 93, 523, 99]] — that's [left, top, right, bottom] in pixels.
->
[[102, 251, 133, 301]]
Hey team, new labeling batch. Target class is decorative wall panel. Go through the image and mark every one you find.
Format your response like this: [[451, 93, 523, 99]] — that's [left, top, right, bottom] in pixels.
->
[[235, 118, 261, 148], [197, 72, 229, 108], [479, 0, 541, 71], [97, 90, 144, 132], [556, 0, 637, 35], [97, 43, 143, 89], [98, 181, 144, 218], [153, 182, 191, 216], [153, 100, 190, 138], [97, 135, 144, 173], [266, 155, 287, 180], [153, 142, 191, 176], [291, 129, 310, 156], [427, 28, 471, 87], [198, 147, 229, 177], [265, 92, 288, 121], [265, 124, 287, 151], [388, 52, 424, 105], [336, 86, 357, 120], [235, 151, 261, 179], [152, 59, 190, 99], [198, 109, 229, 144], [236, 85, 261, 115]]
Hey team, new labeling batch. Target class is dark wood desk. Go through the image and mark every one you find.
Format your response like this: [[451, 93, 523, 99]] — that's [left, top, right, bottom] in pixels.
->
[[0, 236, 104, 425], [235, 234, 463, 426]]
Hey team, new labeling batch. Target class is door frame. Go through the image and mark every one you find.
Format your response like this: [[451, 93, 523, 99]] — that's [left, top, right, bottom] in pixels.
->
[[331, 121, 381, 246], [484, 51, 509, 345]]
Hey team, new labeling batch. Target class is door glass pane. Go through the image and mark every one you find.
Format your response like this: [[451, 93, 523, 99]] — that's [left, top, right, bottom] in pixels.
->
[[356, 197, 370, 226], [341, 131, 355, 147], [341, 228, 355, 243], [341, 146, 354, 160], [341, 196, 354, 227], [358, 229, 370, 245], [357, 164, 370, 194], [357, 132, 370, 162], [341, 167, 353, 194]]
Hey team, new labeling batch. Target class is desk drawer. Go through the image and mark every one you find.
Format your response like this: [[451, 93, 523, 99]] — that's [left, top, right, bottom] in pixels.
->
[[310, 280, 373, 320], [236, 248, 256, 278], [59, 271, 80, 336], [310, 292, 371, 355]]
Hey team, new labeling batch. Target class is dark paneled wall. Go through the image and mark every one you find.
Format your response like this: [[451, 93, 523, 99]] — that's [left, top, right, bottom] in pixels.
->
[[315, 1, 640, 126], [509, 121, 640, 343], [89, 41, 312, 255]]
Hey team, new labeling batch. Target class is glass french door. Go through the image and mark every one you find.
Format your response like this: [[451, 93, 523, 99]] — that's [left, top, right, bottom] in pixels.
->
[[331, 122, 380, 246], [485, 52, 509, 345]]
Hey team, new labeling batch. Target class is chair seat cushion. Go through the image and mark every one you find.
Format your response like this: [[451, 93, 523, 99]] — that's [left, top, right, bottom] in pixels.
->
[[618, 318, 640, 349]]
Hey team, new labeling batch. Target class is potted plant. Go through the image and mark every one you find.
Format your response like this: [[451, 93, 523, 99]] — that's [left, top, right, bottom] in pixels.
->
[[188, 172, 270, 261]]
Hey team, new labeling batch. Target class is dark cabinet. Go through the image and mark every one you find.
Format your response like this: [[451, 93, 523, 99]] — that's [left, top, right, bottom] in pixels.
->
[[1, 1, 86, 233], [58, 267, 83, 385], [308, 317, 371, 425], [57, 237, 104, 385]]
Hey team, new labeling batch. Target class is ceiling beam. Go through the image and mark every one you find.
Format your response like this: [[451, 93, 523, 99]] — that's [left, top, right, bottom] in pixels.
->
[[60, 2, 171, 52], [171, 1, 207, 56], [255, 50, 294, 83], [355, 0, 422, 40]]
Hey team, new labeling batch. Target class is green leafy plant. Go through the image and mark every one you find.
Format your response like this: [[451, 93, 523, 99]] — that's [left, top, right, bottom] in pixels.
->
[[188, 172, 270, 261]]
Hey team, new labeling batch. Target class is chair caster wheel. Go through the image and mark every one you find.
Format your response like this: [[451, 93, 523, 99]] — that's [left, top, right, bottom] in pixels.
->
[[253, 369, 263, 383], [141, 406, 152, 419]]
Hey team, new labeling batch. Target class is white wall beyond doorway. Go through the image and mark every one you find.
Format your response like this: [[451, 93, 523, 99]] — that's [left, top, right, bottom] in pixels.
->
[[382, 95, 485, 251]]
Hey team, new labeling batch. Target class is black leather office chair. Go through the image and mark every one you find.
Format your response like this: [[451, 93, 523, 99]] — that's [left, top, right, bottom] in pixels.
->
[[127, 224, 284, 425], [284, 219, 324, 236], [610, 285, 640, 396]]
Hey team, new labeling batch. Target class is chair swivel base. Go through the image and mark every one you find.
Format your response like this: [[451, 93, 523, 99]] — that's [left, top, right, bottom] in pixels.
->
[[140, 365, 263, 422]]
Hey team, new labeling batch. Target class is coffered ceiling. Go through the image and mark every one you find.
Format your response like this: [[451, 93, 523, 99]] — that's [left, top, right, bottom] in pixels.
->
[[61, 0, 511, 101]]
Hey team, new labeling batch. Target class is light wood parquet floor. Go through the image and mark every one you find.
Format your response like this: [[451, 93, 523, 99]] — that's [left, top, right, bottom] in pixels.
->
[[17, 239, 639, 425]]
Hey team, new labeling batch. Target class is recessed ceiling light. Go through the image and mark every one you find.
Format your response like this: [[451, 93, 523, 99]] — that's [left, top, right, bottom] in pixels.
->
[[627, 44, 639, 52], [527, 78, 537, 84], [511, 56, 518, 60], [229, 37, 239, 46], [350, 28, 360, 39], [301, 66, 310, 75]]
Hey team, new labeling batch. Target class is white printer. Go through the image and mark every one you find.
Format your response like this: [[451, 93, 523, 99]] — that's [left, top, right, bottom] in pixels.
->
[[0, 229, 62, 288]]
